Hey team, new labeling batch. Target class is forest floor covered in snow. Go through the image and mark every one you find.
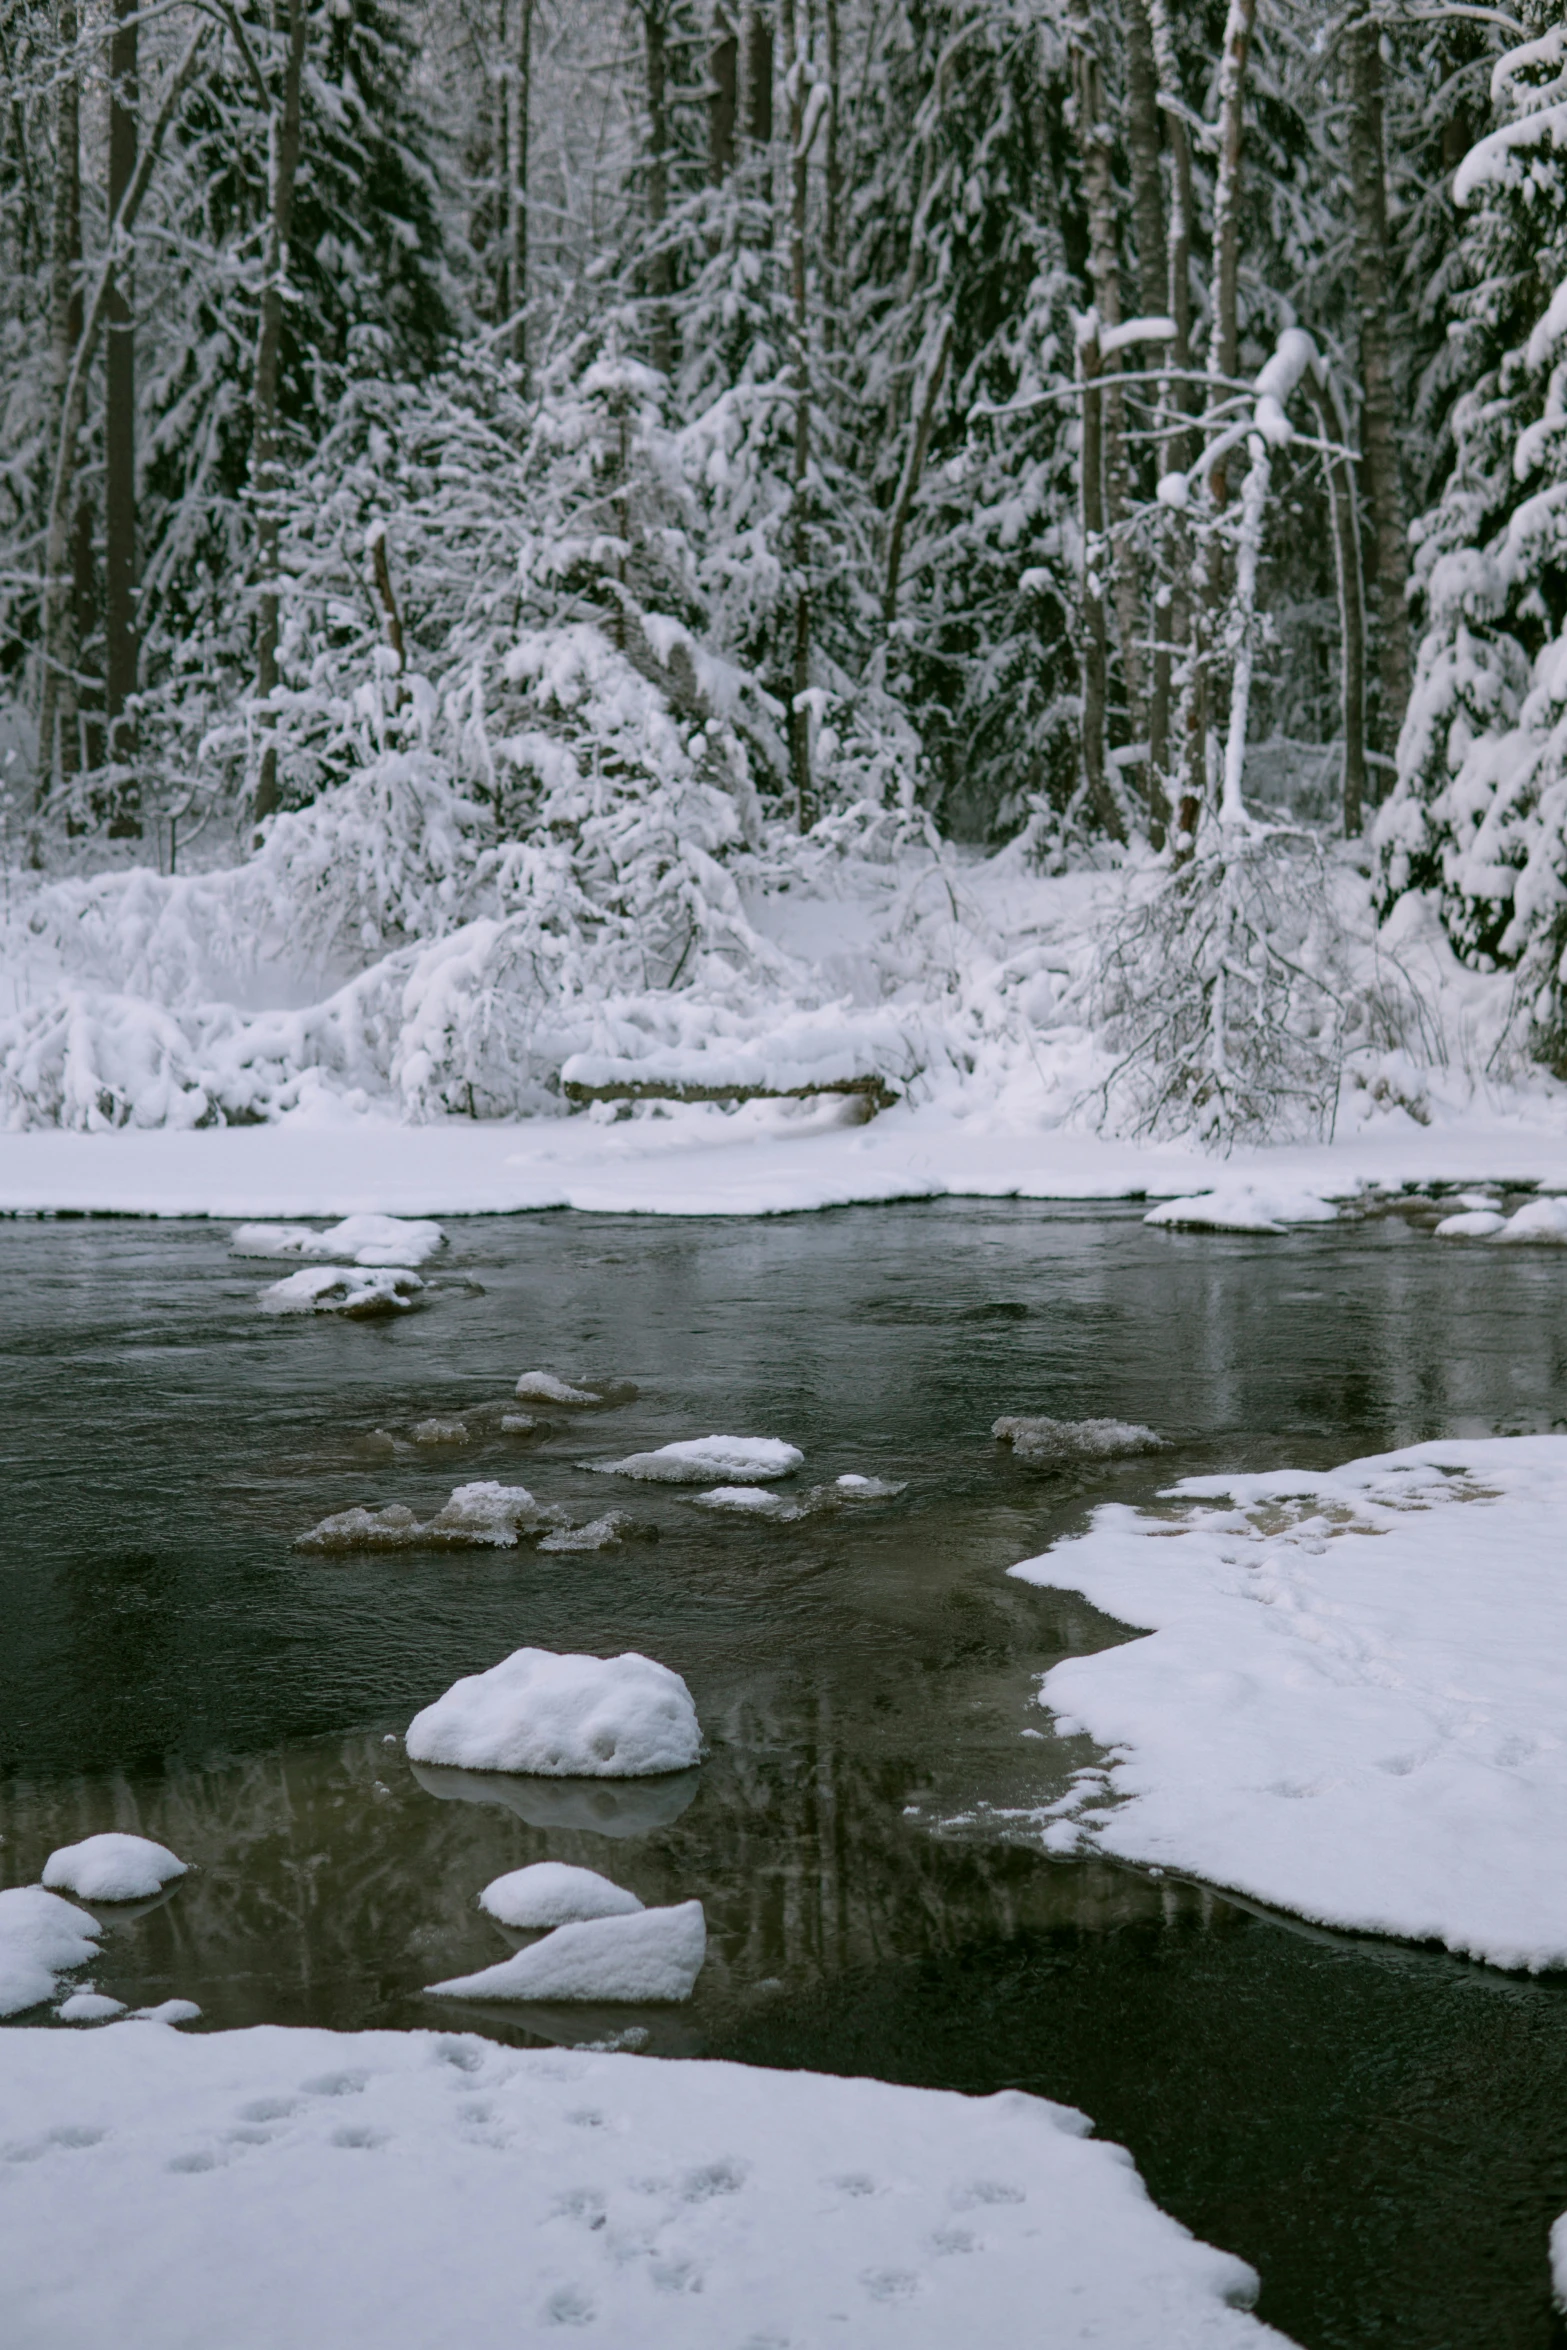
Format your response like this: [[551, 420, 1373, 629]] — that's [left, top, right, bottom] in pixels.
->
[[4, 800, 1567, 1214]]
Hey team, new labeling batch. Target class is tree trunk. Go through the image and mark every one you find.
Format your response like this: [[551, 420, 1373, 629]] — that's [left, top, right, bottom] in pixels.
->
[[780, 0, 812, 827], [709, 6, 737, 182], [38, 0, 81, 804], [104, 0, 139, 826], [883, 312, 951, 623], [1149, 0, 1192, 850], [1076, 323, 1125, 844], [508, 0, 531, 378], [1208, 0, 1256, 394], [1127, 0, 1170, 839], [1069, 0, 1144, 809], [643, 1, 671, 377], [1308, 374, 1367, 838], [1347, 16, 1409, 768], [251, 0, 307, 827], [743, 3, 772, 146], [823, 0, 841, 353]]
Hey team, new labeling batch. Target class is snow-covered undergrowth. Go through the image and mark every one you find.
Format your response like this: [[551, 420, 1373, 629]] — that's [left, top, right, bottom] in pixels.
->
[[3, 643, 1557, 1152], [0, 2024, 1283, 2347], [1012, 1436, 1567, 1971]]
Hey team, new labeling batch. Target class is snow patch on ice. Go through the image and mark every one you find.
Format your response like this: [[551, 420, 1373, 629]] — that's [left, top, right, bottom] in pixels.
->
[[1144, 1181, 1339, 1234], [0, 2022, 1281, 2346], [1010, 1435, 1567, 1970], [405, 1647, 702, 1777], [42, 1834, 188, 1903], [479, 1863, 644, 1929], [259, 1264, 423, 1316], [589, 1435, 803, 1484], [0, 1887, 102, 2017]]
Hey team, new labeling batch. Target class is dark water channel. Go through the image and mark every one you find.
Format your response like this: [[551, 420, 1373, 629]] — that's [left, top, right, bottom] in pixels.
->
[[3, 1199, 1567, 2349]]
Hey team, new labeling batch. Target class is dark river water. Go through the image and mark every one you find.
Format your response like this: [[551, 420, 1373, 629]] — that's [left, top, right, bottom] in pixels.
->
[[3, 1198, 1567, 2350]]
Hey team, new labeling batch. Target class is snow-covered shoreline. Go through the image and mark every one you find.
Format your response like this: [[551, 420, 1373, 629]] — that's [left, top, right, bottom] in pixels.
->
[[6, 1100, 1567, 1220]]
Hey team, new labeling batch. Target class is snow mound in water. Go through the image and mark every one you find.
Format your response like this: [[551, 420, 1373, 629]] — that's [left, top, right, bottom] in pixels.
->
[[1011, 1434, 1567, 1971], [0, 1886, 102, 2017], [42, 1834, 188, 1903], [427, 1901, 707, 2004], [479, 1862, 644, 1929], [994, 1416, 1164, 1466], [693, 1474, 906, 1521], [693, 1484, 790, 1516], [1144, 1181, 1339, 1234], [0, 2023, 1279, 2348], [296, 1484, 565, 1553], [411, 1418, 469, 1445], [233, 1215, 446, 1267], [405, 1646, 702, 1777], [259, 1264, 423, 1316], [515, 1369, 637, 1407], [832, 1472, 907, 1498], [1434, 1209, 1507, 1238], [56, 1990, 127, 2021], [537, 1512, 658, 1553], [1495, 1196, 1567, 1243], [591, 1435, 803, 1483]]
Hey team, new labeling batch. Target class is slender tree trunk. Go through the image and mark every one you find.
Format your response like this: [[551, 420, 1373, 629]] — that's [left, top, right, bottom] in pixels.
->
[[883, 312, 951, 622], [743, 2, 772, 145], [1347, 16, 1409, 769], [251, 0, 307, 826], [709, 5, 737, 182], [780, 0, 812, 826], [1127, 0, 1170, 840], [1076, 323, 1125, 844], [1070, 0, 1143, 808], [508, 0, 531, 378], [104, 0, 139, 825], [643, 1, 671, 377], [1208, 0, 1255, 395], [1149, 0, 1192, 853], [1308, 374, 1367, 838], [38, 0, 81, 804], [823, 0, 841, 353]]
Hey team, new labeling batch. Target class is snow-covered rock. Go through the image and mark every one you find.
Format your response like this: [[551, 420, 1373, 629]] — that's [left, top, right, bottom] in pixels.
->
[[233, 1215, 446, 1266], [0, 2021, 1282, 2348], [42, 1834, 188, 1903], [0, 1886, 102, 2017], [405, 1647, 702, 1777], [994, 1416, 1165, 1466], [692, 1483, 792, 1516], [258, 1264, 423, 1317], [1144, 1181, 1339, 1234], [514, 1370, 636, 1407], [297, 1484, 565, 1553], [479, 1862, 644, 1929], [56, 1990, 127, 2021], [692, 1473, 906, 1520], [411, 1417, 469, 1445], [536, 1511, 656, 1552], [427, 1901, 707, 2003], [590, 1435, 803, 1484], [1011, 1435, 1567, 1970], [1434, 1208, 1508, 1237], [1495, 1196, 1567, 1243]]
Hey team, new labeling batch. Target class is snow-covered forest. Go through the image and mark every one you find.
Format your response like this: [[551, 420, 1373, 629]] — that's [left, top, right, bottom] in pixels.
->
[[5, 0, 1567, 1149]]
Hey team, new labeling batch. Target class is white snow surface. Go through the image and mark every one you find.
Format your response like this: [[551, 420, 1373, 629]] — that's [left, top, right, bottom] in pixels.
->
[[1010, 1435, 1567, 1970], [41, 1834, 188, 1903], [0, 1886, 102, 2017], [590, 1435, 803, 1483], [1496, 1196, 1567, 1243], [0, 2022, 1283, 2348], [258, 1263, 423, 1315], [1435, 1209, 1508, 1237], [478, 1862, 644, 1928], [1143, 1181, 1340, 1234], [405, 1647, 702, 1777], [232, 1214, 445, 1265], [56, 1991, 127, 2021], [428, 1901, 708, 2004]]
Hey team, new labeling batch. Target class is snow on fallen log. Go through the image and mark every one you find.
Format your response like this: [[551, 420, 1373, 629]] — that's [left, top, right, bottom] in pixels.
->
[[1012, 1434, 1567, 1970], [405, 1647, 702, 1777], [560, 1013, 916, 1112], [0, 2022, 1284, 2346]]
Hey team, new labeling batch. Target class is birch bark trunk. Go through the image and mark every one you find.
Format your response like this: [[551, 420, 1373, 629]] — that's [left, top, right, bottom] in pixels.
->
[[104, 0, 139, 822]]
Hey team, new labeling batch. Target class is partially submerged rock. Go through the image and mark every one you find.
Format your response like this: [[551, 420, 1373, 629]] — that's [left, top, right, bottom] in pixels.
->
[[589, 1435, 803, 1484], [994, 1416, 1165, 1467], [42, 1834, 188, 1904], [515, 1370, 638, 1408], [259, 1264, 423, 1317]]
